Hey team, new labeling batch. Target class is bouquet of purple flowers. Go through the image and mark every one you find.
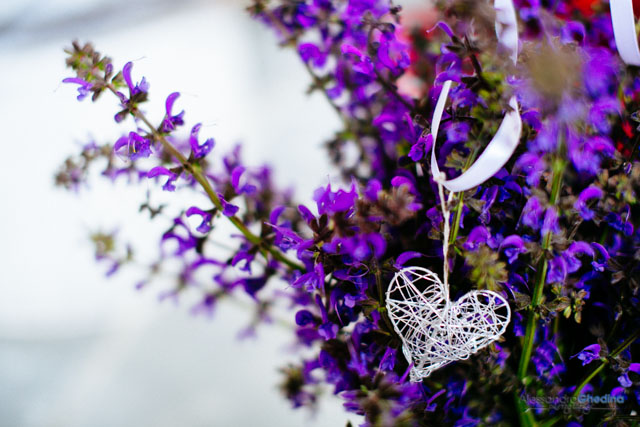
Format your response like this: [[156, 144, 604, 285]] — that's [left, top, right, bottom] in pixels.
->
[[57, 0, 640, 425]]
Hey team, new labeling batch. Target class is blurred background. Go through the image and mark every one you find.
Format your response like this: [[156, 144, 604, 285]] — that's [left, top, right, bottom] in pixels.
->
[[0, 0, 421, 425]]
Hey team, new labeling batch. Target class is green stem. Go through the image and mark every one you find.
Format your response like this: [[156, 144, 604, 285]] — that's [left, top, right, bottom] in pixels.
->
[[449, 195, 465, 247], [572, 329, 640, 399], [514, 394, 537, 427], [517, 157, 565, 380], [111, 88, 304, 272], [448, 145, 480, 246]]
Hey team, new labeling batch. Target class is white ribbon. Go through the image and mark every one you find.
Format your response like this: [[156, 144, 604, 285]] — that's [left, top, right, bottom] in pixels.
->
[[430, 0, 522, 192], [610, 0, 640, 66]]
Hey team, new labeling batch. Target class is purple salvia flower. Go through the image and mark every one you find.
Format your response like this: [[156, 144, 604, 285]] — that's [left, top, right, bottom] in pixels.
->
[[114, 131, 153, 160], [185, 206, 212, 233], [542, 207, 560, 236], [147, 166, 178, 191], [500, 235, 527, 264], [547, 255, 567, 284], [408, 134, 432, 162], [463, 226, 491, 251], [62, 77, 93, 101], [394, 251, 423, 269], [231, 166, 257, 195], [364, 179, 382, 202], [515, 153, 545, 187], [572, 344, 601, 366], [575, 186, 602, 221], [161, 92, 185, 132], [295, 310, 315, 326], [299, 43, 327, 67], [520, 196, 544, 230], [315, 294, 337, 340], [189, 124, 215, 159], [618, 363, 640, 388], [314, 181, 357, 216], [217, 193, 239, 217], [122, 61, 149, 97]]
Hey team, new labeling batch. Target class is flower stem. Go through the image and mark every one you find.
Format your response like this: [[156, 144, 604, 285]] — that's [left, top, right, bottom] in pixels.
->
[[110, 88, 305, 272], [571, 329, 640, 399], [514, 394, 537, 427], [517, 157, 565, 380], [448, 144, 480, 246]]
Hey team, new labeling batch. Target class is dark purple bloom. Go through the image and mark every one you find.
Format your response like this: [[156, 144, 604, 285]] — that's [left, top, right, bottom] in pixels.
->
[[313, 181, 357, 216], [463, 226, 491, 251], [575, 186, 602, 221], [315, 295, 337, 340], [446, 121, 470, 144], [515, 153, 545, 187], [378, 347, 397, 371], [364, 179, 382, 202], [520, 196, 544, 230], [563, 241, 595, 273], [561, 21, 585, 44], [547, 255, 567, 284], [618, 363, 640, 388], [295, 310, 315, 326], [605, 212, 634, 236], [408, 134, 433, 162], [394, 251, 423, 268], [292, 262, 325, 290], [590, 242, 610, 272], [572, 344, 601, 366], [542, 207, 560, 236], [500, 235, 527, 264]]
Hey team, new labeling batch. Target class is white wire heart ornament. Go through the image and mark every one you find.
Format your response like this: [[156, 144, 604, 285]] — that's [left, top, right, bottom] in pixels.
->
[[386, 266, 510, 382]]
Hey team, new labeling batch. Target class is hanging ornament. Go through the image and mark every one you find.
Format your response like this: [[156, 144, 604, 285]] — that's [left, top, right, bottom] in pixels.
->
[[386, 0, 518, 381]]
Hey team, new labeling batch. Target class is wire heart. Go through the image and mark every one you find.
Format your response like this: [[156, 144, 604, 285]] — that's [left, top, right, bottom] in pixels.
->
[[386, 267, 511, 382]]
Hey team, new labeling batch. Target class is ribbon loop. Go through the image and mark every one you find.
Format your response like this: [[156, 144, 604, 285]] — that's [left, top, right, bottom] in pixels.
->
[[429, 0, 522, 192], [610, 0, 640, 66]]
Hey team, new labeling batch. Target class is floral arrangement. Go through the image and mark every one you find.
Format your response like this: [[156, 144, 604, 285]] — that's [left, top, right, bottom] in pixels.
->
[[57, 0, 640, 425]]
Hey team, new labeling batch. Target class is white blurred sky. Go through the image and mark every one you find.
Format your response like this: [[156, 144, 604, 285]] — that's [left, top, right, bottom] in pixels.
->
[[0, 0, 424, 425]]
